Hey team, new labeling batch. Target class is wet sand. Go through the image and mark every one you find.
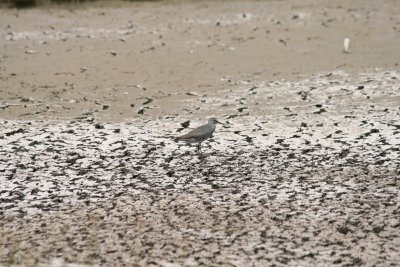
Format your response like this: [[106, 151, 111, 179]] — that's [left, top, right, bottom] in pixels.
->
[[1, 0, 399, 120], [1, 0, 400, 266]]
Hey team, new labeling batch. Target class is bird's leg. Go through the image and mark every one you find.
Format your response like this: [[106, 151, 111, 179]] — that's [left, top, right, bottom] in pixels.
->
[[197, 143, 203, 157]]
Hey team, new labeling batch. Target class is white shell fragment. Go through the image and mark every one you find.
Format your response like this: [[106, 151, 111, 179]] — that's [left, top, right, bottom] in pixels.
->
[[343, 37, 350, 53]]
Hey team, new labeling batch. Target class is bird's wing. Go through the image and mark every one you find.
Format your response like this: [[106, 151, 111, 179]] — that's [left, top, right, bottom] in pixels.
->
[[178, 124, 211, 139]]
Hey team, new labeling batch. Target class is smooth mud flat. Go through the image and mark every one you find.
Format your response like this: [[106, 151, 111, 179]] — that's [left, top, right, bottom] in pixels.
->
[[1, 0, 400, 266]]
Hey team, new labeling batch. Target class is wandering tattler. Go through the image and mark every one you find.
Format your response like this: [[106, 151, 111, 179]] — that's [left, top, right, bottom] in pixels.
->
[[176, 118, 221, 155]]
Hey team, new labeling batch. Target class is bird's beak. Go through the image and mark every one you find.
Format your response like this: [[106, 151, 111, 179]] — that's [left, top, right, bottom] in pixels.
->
[[216, 120, 222, 124]]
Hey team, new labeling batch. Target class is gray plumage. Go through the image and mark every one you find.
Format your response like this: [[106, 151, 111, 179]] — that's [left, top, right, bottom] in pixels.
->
[[176, 118, 221, 154]]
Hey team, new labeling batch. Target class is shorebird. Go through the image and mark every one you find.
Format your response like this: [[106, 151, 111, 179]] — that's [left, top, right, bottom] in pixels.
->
[[176, 118, 221, 155]]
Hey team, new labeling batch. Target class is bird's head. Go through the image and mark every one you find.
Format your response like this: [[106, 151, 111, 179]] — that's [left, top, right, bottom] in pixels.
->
[[208, 118, 221, 124]]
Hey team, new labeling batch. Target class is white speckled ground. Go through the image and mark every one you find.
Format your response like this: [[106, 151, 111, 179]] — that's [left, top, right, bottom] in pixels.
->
[[1, 71, 399, 266]]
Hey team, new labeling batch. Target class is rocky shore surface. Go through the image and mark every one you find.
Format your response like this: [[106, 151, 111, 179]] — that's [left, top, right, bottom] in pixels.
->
[[1, 70, 399, 266]]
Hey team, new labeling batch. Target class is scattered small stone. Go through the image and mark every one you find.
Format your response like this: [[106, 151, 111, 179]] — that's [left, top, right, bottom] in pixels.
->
[[245, 136, 253, 143], [339, 149, 350, 158], [95, 123, 104, 129], [5, 128, 24, 136], [180, 120, 190, 128], [314, 108, 327, 114], [142, 97, 153, 105], [337, 226, 351, 235], [372, 225, 385, 234]]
